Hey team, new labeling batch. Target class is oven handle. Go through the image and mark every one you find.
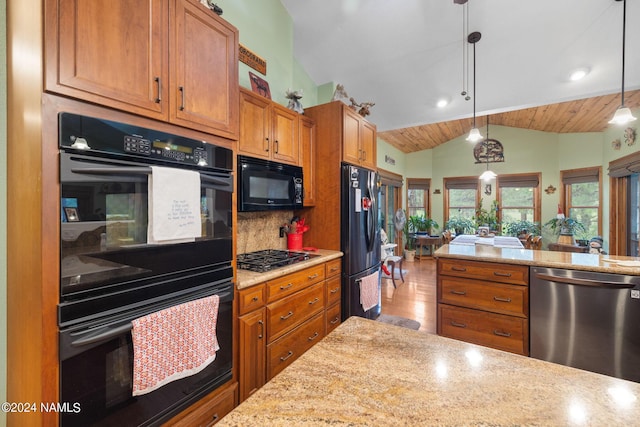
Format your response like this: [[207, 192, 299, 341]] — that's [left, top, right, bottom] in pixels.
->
[[70, 166, 233, 188], [69, 290, 233, 348]]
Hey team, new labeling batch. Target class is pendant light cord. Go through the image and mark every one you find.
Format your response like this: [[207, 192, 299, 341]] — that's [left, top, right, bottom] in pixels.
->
[[621, 0, 626, 107], [472, 41, 477, 128]]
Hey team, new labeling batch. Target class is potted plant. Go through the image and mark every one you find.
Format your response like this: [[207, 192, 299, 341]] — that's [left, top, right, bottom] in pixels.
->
[[545, 217, 586, 245], [445, 217, 476, 236], [410, 215, 440, 235], [402, 221, 417, 262], [503, 220, 541, 238], [475, 198, 500, 233]]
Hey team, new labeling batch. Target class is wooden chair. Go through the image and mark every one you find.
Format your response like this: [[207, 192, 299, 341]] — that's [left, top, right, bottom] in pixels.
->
[[442, 230, 453, 244], [530, 236, 542, 250]]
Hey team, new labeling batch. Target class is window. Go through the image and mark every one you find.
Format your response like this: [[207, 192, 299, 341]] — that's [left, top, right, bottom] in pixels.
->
[[444, 177, 478, 222], [561, 167, 601, 239], [628, 174, 640, 256], [406, 178, 430, 218], [496, 173, 541, 230]]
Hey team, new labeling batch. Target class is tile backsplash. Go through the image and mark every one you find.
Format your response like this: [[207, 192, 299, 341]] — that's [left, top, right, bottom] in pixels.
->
[[236, 211, 294, 254]]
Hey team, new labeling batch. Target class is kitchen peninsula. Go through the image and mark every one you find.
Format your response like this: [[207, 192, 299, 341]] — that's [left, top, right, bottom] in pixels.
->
[[218, 316, 640, 426]]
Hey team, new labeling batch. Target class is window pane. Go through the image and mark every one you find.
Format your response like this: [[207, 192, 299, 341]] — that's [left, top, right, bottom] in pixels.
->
[[501, 188, 533, 207], [501, 208, 534, 223], [449, 188, 476, 207], [448, 208, 475, 219], [629, 174, 640, 256], [570, 182, 599, 206], [408, 189, 424, 207]]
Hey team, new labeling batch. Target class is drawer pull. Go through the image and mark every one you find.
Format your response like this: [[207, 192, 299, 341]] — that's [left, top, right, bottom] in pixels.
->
[[451, 266, 467, 272], [309, 297, 320, 305], [280, 283, 293, 290], [308, 332, 319, 341], [330, 287, 339, 294], [493, 296, 512, 303], [280, 311, 294, 320], [450, 321, 467, 328], [280, 350, 294, 361], [205, 414, 219, 427], [258, 320, 264, 339], [493, 329, 512, 338], [251, 296, 259, 302], [493, 272, 512, 277], [308, 273, 319, 280], [330, 267, 339, 272], [330, 316, 340, 325], [450, 290, 466, 296]]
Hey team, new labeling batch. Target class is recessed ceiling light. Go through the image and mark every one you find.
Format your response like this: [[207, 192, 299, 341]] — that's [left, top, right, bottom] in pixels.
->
[[569, 67, 590, 81], [436, 99, 449, 108]]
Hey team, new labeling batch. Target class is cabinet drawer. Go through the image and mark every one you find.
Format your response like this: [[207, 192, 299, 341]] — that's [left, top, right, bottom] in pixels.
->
[[439, 276, 528, 317], [325, 258, 342, 278], [325, 275, 341, 307], [267, 282, 325, 341], [167, 382, 237, 427], [438, 259, 528, 285], [238, 284, 266, 316], [266, 264, 325, 303], [325, 302, 341, 334], [267, 312, 325, 379], [438, 304, 528, 356]]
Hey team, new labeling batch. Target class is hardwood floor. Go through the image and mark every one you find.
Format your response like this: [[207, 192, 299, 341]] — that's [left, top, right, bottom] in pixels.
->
[[380, 257, 437, 334]]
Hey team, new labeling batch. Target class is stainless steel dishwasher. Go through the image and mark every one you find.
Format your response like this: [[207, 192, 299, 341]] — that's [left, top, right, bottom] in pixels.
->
[[530, 266, 640, 383]]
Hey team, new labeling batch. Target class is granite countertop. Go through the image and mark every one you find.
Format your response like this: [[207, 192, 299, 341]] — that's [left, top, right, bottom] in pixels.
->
[[236, 249, 343, 290], [435, 244, 640, 275], [218, 317, 640, 426]]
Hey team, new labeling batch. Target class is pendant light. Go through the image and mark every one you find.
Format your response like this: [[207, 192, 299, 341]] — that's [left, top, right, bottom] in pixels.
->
[[609, 0, 637, 125], [479, 116, 497, 181], [466, 31, 484, 142]]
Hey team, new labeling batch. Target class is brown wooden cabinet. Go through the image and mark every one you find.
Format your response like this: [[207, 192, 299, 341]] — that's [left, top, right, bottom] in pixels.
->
[[45, 0, 239, 140], [237, 258, 341, 403], [437, 258, 530, 356], [342, 106, 377, 170], [299, 115, 317, 206], [239, 88, 299, 165], [164, 381, 237, 426]]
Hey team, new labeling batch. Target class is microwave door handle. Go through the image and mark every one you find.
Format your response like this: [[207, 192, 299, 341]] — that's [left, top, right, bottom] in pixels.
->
[[70, 323, 133, 348]]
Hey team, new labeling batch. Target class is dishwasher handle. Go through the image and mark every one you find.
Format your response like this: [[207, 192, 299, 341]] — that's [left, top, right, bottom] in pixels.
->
[[534, 273, 636, 289]]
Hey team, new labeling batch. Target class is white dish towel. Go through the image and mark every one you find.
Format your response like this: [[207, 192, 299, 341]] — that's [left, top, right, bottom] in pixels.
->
[[359, 271, 380, 311]]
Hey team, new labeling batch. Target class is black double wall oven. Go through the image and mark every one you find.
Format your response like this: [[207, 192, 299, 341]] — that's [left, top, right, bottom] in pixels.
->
[[58, 113, 234, 426]]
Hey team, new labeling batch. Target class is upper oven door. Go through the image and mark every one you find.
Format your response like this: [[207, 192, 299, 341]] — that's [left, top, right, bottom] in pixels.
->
[[60, 152, 233, 299], [238, 155, 303, 212]]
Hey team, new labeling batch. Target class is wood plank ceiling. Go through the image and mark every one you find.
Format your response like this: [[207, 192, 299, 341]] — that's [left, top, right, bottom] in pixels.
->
[[378, 90, 640, 153]]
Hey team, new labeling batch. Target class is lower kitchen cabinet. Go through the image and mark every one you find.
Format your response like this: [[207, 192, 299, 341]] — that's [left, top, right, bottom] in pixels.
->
[[237, 257, 342, 403], [437, 258, 529, 356], [164, 381, 237, 426]]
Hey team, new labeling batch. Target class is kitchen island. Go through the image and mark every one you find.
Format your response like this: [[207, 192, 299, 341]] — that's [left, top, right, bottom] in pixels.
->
[[218, 316, 640, 426]]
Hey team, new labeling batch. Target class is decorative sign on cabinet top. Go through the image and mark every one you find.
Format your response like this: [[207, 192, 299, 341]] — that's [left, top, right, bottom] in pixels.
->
[[240, 43, 267, 75]]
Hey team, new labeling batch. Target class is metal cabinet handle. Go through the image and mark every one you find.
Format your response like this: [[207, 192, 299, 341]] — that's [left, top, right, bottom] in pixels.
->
[[280, 311, 294, 320], [493, 272, 512, 277], [178, 86, 185, 111], [265, 137, 270, 152], [330, 317, 340, 325], [450, 321, 467, 328], [451, 266, 467, 272], [251, 296, 259, 302], [308, 297, 320, 305], [154, 77, 161, 103], [308, 274, 319, 280], [275, 139, 279, 153], [308, 332, 319, 341], [280, 350, 294, 361], [493, 296, 512, 303], [330, 267, 339, 272], [450, 290, 466, 296], [280, 283, 293, 290], [204, 414, 219, 427], [362, 150, 366, 160], [330, 287, 339, 294], [493, 329, 512, 338], [258, 320, 264, 339]]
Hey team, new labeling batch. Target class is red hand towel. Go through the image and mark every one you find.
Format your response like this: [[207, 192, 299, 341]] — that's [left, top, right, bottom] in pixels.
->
[[359, 271, 380, 311], [131, 294, 220, 396]]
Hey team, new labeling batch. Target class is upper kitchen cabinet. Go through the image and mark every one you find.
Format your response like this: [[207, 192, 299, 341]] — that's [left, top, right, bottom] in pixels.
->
[[239, 88, 299, 165], [306, 101, 377, 171], [45, 0, 239, 140]]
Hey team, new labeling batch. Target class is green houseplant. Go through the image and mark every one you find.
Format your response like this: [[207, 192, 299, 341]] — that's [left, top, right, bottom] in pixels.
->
[[409, 215, 440, 235], [475, 198, 500, 232], [545, 217, 586, 245], [445, 217, 476, 236], [503, 220, 541, 237]]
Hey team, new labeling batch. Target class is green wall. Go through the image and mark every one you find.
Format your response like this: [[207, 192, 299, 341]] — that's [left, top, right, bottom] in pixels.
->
[[1, 0, 7, 423]]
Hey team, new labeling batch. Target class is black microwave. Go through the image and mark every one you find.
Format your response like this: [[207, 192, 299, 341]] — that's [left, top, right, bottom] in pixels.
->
[[238, 155, 303, 212]]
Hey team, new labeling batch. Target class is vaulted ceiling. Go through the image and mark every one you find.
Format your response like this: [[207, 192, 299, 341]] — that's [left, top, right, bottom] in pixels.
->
[[281, 0, 640, 153]]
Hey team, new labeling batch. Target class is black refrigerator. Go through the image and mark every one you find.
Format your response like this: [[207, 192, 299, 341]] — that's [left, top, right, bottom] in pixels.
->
[[341, 163, 381, 320]]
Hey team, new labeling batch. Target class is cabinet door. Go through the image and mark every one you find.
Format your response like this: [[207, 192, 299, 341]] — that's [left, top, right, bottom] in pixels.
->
[[171, 0, 239, 139], [299, 115, 316, 206], [49, 0, 167, 119], [238, 309, 266, 402], [271, 104, 299, 165], [238, 90, 271, 159], [342, 108, 361, 165], [360, 120, 377, 170]]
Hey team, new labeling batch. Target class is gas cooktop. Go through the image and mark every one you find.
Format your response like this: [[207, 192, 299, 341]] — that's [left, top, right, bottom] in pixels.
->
[[237, 249, 311, 272]]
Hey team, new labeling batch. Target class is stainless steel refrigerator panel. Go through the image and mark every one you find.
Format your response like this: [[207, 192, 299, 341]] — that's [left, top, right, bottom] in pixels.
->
[[530, 266, 640, 383], [342, 264, 381, 320]]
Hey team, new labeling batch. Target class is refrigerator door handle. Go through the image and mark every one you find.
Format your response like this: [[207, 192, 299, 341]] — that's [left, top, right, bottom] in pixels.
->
[[365, 174, 376, 252]]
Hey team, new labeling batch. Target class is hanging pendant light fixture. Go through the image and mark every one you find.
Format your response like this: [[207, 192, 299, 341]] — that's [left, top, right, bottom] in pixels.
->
[[479, 116, 497, 181], [609, 0, 637, 125], [466, 31, 484, 142]]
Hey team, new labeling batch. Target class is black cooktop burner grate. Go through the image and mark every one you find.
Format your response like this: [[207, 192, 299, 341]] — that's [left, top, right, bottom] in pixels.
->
[[237, 249, 310, 272]]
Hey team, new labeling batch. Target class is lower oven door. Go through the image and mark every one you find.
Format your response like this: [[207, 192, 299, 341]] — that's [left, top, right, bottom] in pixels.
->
[[59, 283, 233, 427]]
